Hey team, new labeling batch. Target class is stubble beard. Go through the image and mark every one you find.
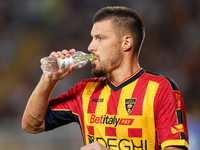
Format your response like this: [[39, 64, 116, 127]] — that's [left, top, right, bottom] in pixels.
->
[[91, 63, 107, 77], [91, 51, 121, 77]]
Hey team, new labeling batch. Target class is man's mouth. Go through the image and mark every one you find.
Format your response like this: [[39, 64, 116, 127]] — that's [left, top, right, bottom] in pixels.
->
[[94, 56, 98, 61], [92, 54, 98, 61]]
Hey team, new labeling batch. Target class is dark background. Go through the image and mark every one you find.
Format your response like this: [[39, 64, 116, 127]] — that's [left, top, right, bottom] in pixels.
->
[[0, 0, 199, 149]]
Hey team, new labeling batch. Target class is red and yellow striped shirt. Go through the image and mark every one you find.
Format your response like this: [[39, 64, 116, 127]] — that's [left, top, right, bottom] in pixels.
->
[[45, 68, 188, 149]]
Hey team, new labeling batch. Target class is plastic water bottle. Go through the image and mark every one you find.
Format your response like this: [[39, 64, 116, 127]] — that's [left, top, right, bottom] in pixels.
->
[[40, 51, 94, 74]]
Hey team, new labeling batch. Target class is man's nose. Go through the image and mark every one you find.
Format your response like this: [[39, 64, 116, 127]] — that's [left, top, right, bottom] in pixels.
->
[[88, 39, 96, 52]]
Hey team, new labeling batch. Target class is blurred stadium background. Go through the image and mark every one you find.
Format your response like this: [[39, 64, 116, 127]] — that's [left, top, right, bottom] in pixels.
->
[[0, 0, 199, 149]]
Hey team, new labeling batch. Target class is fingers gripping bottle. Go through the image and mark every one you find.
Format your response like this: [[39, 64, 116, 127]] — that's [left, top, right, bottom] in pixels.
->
[[40, 51, 94, 74]]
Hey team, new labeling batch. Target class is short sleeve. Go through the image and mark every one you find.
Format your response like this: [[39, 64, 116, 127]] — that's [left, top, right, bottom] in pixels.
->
[[45, 81, 86, 131], [154, 80, 188, 149], [45, 104, 76, 131]]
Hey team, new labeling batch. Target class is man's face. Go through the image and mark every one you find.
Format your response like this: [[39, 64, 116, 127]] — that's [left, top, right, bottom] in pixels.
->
[[88, 19, 122, 77]]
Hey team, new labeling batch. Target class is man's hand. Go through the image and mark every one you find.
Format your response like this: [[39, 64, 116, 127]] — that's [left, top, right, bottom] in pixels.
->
[[81, 142, 110, 150], [43, 49, 76, 81], [22, 49, 76, 134]]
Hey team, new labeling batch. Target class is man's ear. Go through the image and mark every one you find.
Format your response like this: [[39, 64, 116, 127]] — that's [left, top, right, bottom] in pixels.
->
[[121, 35, 133, 51]]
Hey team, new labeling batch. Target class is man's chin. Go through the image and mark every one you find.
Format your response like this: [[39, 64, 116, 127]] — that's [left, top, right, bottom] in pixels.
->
[[91, 68, 106, 77]]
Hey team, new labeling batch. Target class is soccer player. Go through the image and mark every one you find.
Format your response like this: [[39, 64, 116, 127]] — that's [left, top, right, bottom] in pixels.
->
[[22, 6, 189, 150]]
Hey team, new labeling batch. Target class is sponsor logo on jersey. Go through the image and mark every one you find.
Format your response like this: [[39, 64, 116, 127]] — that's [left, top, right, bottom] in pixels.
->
[[92, 98, 104, 103], [88, 134, 95, 143], [175, 94, 181, 107], [87, 135, 147, 150], [90, 114, 134, 127]]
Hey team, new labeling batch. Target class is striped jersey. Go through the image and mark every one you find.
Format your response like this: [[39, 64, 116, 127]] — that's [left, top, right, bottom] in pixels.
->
[[45, 68, 188, 149]]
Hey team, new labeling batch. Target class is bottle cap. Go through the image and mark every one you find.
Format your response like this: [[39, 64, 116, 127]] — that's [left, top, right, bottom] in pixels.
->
[[90, 53, 94, 62]]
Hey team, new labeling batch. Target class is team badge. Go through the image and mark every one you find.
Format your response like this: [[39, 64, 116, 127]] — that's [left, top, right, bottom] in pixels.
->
[[125, 98, 136, 114]]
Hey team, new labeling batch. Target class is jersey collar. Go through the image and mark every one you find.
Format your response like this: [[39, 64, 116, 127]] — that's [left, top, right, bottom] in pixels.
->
[[107, 68, 145, 92]]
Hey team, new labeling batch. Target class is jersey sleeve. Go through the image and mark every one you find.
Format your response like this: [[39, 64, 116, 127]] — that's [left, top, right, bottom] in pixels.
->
[[154, 79, 189, 149], [45, 81, 86, 131]]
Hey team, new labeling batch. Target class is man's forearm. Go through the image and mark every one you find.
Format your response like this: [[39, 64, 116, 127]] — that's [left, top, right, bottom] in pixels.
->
[[21, 74, 58, 133]]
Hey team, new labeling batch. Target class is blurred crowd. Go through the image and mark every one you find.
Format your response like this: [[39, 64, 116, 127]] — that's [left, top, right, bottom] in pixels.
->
[[0, 0, 199, 149]]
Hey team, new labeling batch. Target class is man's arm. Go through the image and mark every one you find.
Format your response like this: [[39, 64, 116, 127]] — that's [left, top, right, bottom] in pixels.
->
[[21, 74, 58, 133], [21, 49, 75, 133], [164, 146, 187, 150]]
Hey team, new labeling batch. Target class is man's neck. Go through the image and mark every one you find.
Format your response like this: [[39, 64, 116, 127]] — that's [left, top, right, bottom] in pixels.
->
[[108, 60, 140, 85]]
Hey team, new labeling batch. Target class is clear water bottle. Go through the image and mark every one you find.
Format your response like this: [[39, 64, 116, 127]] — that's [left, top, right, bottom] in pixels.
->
[[40, 51, 94, 74]]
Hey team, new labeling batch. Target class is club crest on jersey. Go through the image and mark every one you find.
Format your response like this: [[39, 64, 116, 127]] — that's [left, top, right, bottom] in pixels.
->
[[125, 98, 136, 114]]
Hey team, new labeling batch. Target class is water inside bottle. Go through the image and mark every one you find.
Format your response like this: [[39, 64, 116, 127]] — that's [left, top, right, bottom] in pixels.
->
[[40, 56, 59, 73]]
